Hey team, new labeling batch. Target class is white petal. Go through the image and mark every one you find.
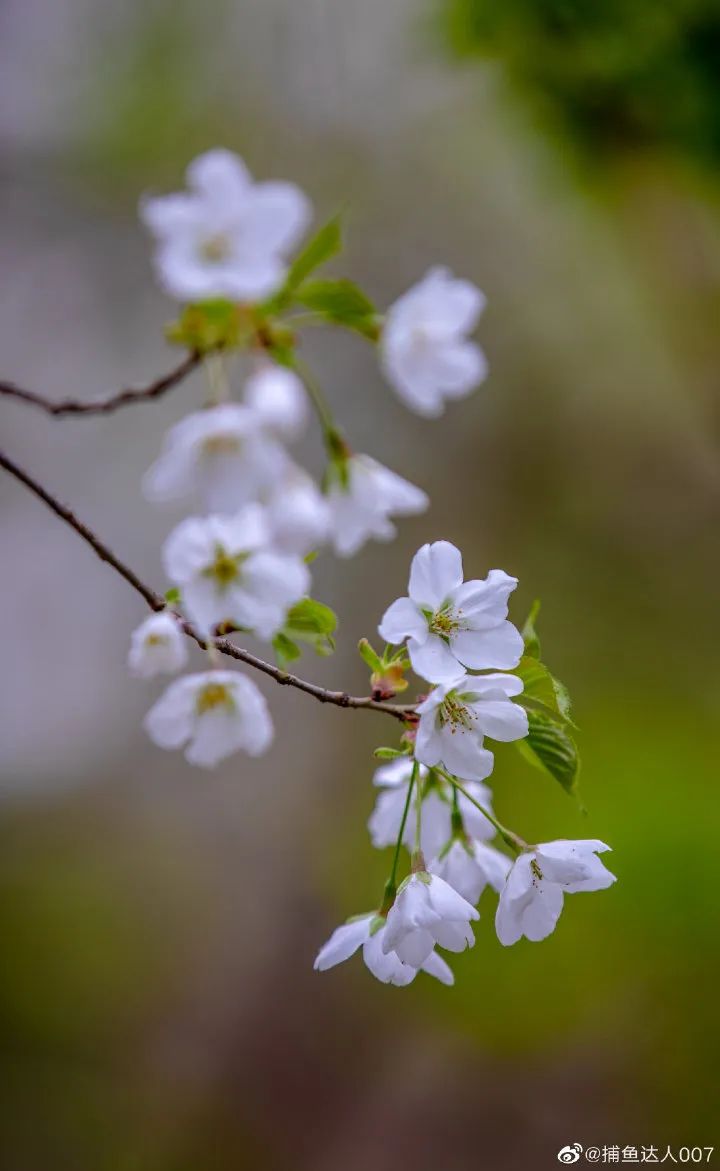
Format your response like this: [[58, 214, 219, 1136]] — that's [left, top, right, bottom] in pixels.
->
[[242, 181, 312, 254], [432, 919, 476, 952], [435, 342, 488, 397], [436, 725, 495, 782], [472, 698, 528, 743], [314, 916, 372, 970], [128, 611, 188, 677], [464, 672, 524, 699], [244, 365, 308, 440], [419, 950, 455, 985], [362, 931, 417, 986], [143, 675, 199, 749], [187, 148, 251, 203], [408, 634, 462, 684], [408, 541, 463, 609], [427, 874, 479, 922], [471, 842, 512, 893], [392, 929, 436, 967], [378, 597, 427, 645], [451, 623, 524, 671], [453, 569, 518, 626], [372, 758, 418, 788], [415, 267, 486, 333], [521, 882, 564, 942]]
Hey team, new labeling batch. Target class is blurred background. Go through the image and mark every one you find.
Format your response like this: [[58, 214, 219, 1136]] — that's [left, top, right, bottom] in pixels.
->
[[1, 1, 719, 1167]]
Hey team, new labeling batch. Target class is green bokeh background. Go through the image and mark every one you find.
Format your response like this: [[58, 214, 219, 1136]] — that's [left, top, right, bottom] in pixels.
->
[[0, 2, 718, 1168]]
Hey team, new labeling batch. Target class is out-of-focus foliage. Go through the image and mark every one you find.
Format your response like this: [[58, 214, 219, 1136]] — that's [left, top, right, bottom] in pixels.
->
[[443, 0, 720, 169]]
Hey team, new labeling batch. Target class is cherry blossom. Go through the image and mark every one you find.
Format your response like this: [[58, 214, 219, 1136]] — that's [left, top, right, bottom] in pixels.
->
[[496, 840, 616, 945], [381, 267, 487, 417], [162, 507, 309, 639], [143, 403, 289, 515], [379, 540, 523, 683], [128, 610, 188, 677], [314, 912, 454, 987], [382, 872, 479, 966], [415, 671, 528, 780], [144, 669, 273, 768], [327, 454, 428, 558], [140, 148, 311, 303]]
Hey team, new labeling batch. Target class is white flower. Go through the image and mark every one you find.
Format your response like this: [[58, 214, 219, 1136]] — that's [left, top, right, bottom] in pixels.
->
[[162, 507, 310, 639], [415, 671, 528, 781], [140, 148, 311, 303], [314, 912, 454, 987], [244, 364, 308, 441], [381, 267, 487, 417], [429, 839, 511, 905], [495, 840, 616, 946], [144, 669, 273, 768], [143, 403, 289, 515], [382, 873, 479, 967], [263, 467, 330, 556], [378, 541, 523, 682], [128, 610, 188, 677], [327, 455, 428, 558], [368, 758, 496, 855]]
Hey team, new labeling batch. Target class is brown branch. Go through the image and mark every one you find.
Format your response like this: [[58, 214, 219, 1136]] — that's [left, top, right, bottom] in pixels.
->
[[0, 447, 415, 724], [0, 351, 199, 417]]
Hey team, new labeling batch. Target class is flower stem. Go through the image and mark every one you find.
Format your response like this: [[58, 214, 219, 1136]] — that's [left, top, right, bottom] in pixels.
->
[[381, 760, 418, 911], [293, 359, 338, 446], [437, 767, 526, 854]]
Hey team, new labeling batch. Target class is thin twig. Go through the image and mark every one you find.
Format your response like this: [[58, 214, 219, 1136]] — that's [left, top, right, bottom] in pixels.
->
[[0, 351, 199, 417], [0, 447, 416, 724]]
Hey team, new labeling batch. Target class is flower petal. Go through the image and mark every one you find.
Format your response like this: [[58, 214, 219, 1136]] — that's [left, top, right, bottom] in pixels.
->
[[314, 916, 372, 970], [419, 950, 455, 986], [451, 622, 524, 671], [378, 597, 427, 645], [408, 634, 462, 683], [408, 541, 463, 609]]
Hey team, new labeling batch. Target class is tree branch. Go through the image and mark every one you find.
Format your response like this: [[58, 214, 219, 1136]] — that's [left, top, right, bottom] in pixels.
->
[[0, 351, 200, 417], [0, 447, 415, 724]]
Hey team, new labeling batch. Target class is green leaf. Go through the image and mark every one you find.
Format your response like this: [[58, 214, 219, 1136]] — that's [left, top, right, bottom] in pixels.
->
[[285, 598, 337, 637], [284, 215, 343, 294], [164, 587, 181, 605], [516, 710, 580, 796], [522, 599, 542, 659], [373, 747, 407, 760], [294, 279, 379, 338], [515, 655, 575, 726], [358, 638, 383, 673], [272, 632, 301, 668], [283, 597, 338, 657]]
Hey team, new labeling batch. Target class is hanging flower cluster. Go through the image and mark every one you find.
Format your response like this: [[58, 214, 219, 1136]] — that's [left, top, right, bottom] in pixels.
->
[[7, 145, 613, 990]]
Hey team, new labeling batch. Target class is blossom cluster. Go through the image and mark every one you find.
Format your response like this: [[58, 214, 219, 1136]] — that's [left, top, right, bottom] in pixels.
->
[[118, 147, 615, 989], [316, 542, 615, 986], [127, 148, 487, 766]]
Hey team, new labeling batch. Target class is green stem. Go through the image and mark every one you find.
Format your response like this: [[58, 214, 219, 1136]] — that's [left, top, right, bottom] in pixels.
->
[[293, 358, 338, 447], [437, 767, 525, 854], [381, 760, 418, 911]]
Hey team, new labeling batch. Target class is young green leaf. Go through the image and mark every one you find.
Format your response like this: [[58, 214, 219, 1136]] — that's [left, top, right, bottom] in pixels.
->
[[515, 655, 575, 726], [283, 215, 343, 294], [522, 599, 542, 659], [285, 598, 338, 637], [164, 587, 181, 605], [294, 279, 379, 338], [373, 747, 407, 760], [358, 638, 383, 673], [272, 632, 301, 668], [516, 710, 580, 796]]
